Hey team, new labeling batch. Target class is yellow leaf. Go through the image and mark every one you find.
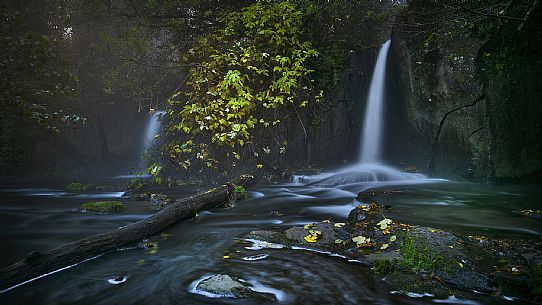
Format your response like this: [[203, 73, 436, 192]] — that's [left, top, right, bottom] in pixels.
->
[[334, 222, 346, 228], [334, 239, 344, 244], [256, 164, 263, 169], [390, 235, 397, 242], [380, 244, 389, 250], [223, 255, 230, 259], [303, 223, 313, 230], [304, 234, 318, 243], [458, 262, 463, 268]]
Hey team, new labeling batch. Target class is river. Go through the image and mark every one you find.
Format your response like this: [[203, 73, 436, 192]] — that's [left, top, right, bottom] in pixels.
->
[[0, 177, 540, 304]]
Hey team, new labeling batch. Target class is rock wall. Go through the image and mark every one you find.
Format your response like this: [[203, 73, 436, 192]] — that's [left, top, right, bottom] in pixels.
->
[[383, 11, 542, 182], [309, 49, 379, 167]]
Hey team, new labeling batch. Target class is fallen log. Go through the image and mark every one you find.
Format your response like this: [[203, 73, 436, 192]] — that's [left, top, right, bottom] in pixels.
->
[[0, 174, 256, 290]]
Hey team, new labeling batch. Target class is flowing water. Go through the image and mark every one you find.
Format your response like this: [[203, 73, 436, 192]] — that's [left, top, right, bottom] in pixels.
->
[[0, 179, 540, 305]]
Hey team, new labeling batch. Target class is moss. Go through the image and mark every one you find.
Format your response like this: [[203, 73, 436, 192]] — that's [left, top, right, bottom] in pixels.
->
[[67, 182, 95, 191], [233, 185, 248, 200], [373, 259, 399, 274], [532, 264, 542, 296], [399, 233, 451, 273], [276, 234, 295, 247], [80, 201, 126, 213]]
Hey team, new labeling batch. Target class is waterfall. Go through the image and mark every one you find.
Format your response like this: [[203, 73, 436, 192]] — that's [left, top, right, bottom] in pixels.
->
[[114, 110, 165, 178], [359, 40, 391, 164], [142, 110, 166, 153], [290, 39, 433, 187]]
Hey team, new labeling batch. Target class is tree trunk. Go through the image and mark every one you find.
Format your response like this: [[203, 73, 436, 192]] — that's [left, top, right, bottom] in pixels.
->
[[0, 174, 256, 290]]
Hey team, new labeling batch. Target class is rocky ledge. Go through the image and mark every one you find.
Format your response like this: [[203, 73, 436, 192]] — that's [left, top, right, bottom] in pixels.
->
[[239, 203, 542, 303]]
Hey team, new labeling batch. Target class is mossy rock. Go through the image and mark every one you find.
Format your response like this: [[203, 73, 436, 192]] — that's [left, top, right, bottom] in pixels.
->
[[80, 201, 125, 213], [67, 183, 96, 191], [233, 185, 248, 200], [384, 271, 449, 298]]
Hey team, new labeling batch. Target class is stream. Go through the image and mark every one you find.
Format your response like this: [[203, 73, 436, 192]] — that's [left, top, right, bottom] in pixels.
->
[[0, 178, 540, 305]]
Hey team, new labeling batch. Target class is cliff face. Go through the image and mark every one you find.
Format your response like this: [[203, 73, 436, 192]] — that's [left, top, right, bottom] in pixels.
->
[[308, 49, 378, 168], [387, 26, 491, 181], [384, 10, 542, 182], [296, 8, 542, 182]]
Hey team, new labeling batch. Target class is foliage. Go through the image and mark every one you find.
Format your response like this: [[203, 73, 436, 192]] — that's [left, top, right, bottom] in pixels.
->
[[165, 0, 321, 172], [299, 0, 401, 91], [130, 177, 151, 190], [80, 201, 126, 213], [0, 1, 82, 173]]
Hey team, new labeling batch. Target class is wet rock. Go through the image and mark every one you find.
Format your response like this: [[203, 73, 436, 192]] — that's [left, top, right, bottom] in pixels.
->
[[132, 192, 151, 201], [384, 272, 449, 298], [284, 222, 344, 245], [245, 230, 283, 242], [235, 206, 541, 301], [150, 193, 170, 208], [196, 274, 276, 301], [347, 207, 367, 222]]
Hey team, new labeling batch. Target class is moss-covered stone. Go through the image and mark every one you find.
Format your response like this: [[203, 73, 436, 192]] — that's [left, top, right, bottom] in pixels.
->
[[80, 201, 125, 213]]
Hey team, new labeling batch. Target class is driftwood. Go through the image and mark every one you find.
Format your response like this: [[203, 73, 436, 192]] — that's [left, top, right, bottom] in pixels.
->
[[0, 174, 256, 290]]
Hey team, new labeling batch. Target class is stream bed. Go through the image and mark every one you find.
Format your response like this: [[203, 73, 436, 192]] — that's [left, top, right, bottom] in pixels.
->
[[0, 178, 540, 304]]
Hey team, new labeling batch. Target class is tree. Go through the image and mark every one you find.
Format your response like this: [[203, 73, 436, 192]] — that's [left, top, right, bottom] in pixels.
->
[[164, 1, 321, 173]]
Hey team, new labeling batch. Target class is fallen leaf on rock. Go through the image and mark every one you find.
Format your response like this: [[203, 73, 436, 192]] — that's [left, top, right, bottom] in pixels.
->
[[334, 222, 346, 228], [304, 234, 319, 243], [380, 243, 389, 250], [303, 223, 314, 230], [352, 235, 372, 247], [376, 218, 392, 230]]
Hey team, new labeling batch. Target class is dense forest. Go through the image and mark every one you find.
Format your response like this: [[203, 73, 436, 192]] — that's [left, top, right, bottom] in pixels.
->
[[1, 1, 541, 304]]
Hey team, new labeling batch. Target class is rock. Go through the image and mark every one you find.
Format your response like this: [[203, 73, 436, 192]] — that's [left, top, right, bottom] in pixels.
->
[[150, 193, 170, 208], [384, 272, 449, 298], [132, 192, 151, 201], [245, 230, 283, 242], [347, 207, 367, 222], [285, 222, 343, 245], [195, 274, 276, 301], [80, 201, 125, 213]]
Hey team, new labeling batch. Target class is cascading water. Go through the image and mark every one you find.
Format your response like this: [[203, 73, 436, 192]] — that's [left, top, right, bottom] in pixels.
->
[[360, 40, 390, 164], [142, 110, 166, 154], [115, 110, 165, 178], [292, 40, 429, 187]]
